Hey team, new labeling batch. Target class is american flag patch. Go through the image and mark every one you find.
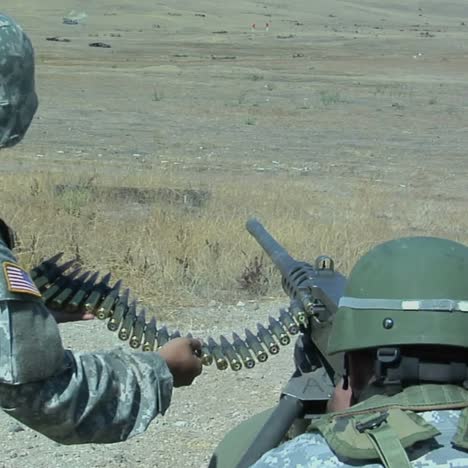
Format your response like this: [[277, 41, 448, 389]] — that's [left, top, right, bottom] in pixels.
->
[[3, 262, 41, 297]]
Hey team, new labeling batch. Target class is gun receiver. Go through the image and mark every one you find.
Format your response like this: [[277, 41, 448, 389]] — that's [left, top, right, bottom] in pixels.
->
[[246, 218, 345, 378]]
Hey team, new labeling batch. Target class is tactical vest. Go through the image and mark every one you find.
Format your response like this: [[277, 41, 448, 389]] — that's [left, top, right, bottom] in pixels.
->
[[309, 384, 468, 467]]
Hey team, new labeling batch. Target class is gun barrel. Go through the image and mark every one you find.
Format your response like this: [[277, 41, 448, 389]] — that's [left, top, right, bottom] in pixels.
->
[[246, 218, 296, 279]]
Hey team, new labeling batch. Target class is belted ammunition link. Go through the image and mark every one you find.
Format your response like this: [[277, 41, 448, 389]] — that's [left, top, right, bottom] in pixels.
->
[[30, 253, 303, 371]]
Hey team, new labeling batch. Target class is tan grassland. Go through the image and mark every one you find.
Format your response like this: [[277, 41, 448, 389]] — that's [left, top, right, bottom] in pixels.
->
[[2, 167, 468, 310], [2, 1, 468, 314], [1, 165, 468, 306]]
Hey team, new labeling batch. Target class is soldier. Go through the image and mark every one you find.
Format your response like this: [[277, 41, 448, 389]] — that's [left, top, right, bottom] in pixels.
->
[[0, 14, 202, 443], [254, 236, 468, 467]]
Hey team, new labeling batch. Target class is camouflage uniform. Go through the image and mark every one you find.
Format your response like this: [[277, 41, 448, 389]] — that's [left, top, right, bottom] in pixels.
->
[[253, 237, 468, 467], [0, 228, 174, 445], [253, 410, 467, 467], [0, 14, 174, 444]]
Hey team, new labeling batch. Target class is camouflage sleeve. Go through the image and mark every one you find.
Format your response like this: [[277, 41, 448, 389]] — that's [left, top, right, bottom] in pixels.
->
[[0, 299, 65, 384], [0, 347, 173, 444], [0, 235, 173, 443], [0, 237, 65, 384]]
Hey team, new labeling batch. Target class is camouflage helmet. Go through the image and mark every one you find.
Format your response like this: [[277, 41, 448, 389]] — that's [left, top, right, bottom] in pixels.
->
[[328, 236, 468, 355], [0, 14, 38, 148]]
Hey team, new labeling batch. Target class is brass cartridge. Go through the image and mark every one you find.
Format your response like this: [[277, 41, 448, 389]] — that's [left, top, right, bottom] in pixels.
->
[[244, 328, 268, 362], [257, 323, 280, 355], [220, 335, 242, 371], [51, 270, 90, 309], [289, 301, 306, 325], [208, 337, 228, 370], [118, 300, 137, 341], [85, 273, 112, 313], [107, 288, 130, 332], [185, 332, 211, 364], [156, 326, 169, 349], [42, 267, 81, 302], [96, 279, 122, 320], [142, 317, 157, 352], [268, 316, 290, 346], [67, 271, 100, 312], [200, 340, 213, 366], [130, 308, 146, 349], [279, 309, 299, 335], [232, 333, 255, 369]]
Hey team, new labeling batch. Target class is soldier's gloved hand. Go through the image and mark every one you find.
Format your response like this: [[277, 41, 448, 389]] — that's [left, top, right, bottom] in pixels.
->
[[158, 338, 203, 387]]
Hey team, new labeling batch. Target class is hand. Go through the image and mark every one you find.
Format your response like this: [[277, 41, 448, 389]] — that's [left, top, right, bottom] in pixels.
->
[[48, 308, 96, 324], [158, 338, 203, 387], [326, 378, 353, 413]]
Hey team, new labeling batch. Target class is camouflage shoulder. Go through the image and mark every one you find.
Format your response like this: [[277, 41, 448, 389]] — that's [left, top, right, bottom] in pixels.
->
[[0, 240, 42, 301]]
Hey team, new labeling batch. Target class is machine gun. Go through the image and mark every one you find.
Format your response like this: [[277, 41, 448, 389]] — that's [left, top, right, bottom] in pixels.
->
[[30, 219, 347, 466], [232, 219, 347, 467]]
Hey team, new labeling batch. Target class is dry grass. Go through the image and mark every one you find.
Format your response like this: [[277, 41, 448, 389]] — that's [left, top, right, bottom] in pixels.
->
[[1, 162, 467, 310]]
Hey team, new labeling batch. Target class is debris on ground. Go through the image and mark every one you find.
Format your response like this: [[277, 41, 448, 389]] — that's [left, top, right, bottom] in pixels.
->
[[89, 42, 112, 48], [46, 37, 71, 42], [63, 11, 87, 25]]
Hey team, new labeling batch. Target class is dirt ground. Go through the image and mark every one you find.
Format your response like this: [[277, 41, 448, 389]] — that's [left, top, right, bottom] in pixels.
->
[[1, 0, 468, 466], [0, 301, 294, 468]]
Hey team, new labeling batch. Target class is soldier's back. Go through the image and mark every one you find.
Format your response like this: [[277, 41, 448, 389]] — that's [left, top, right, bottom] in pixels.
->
[[253, 410, 466, 467]]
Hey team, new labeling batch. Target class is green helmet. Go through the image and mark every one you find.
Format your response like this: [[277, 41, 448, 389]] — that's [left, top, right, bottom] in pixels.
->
[[0, 14, 38, 148], [328, 236, 468, 355]]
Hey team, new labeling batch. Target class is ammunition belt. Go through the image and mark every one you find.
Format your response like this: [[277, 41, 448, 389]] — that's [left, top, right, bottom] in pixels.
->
[[30, 253, 306, 372]]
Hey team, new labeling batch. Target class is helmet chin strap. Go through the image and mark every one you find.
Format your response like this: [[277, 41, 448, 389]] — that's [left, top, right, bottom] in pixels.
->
[[342, 353, 350, 390], [374, 347, 468, 389]]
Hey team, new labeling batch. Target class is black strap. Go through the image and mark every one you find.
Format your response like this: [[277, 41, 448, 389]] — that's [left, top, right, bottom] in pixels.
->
[[0, 218, 15, 249], [375, 347, 468, 386]]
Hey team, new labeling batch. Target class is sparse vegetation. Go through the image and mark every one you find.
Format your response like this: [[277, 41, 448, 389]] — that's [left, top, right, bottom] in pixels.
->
[[237, 253, 270, 296], [249, 74, 264, 81], [318, 90, 344, 105], [373, 83, 414, 98], [2, 164, 466, 312]]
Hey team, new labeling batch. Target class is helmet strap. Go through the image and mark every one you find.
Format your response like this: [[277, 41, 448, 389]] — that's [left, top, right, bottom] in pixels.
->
[[375, 347, 468, 388], [342, 353, 350, 390]]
